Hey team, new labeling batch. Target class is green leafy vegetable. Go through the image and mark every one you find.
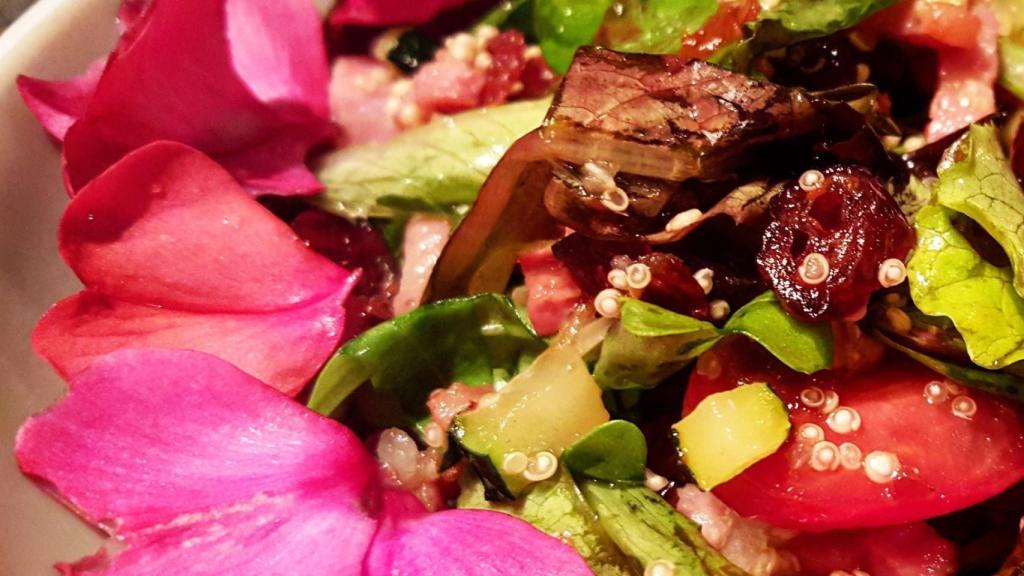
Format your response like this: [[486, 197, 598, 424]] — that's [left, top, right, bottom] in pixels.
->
[[600, 0, 718, 54], [594, 295, 832, 389], [1000, 38, 1024, 101], [563, 420, 648, 483], [307, 294, 544, 419], [479, 0, 536, 38], [734, 0, 898, 69], [535, 0, 615, 74], [579, 481, 745, 576], [907, 206, 1024, 369], [875, 332, 1024, 401], [313, 99, 549, 220], [935, 124, 1024, 298], [458, 472, 634, 576], [895, 176, 935, 220], [724, 292, 833, 374]]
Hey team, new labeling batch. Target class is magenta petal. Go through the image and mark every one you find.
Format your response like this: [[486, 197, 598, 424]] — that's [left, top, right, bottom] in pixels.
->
[[33, 142, 356, 394], [366, 491, 594, 576], [16, 349, 378, 574], [328, 0, 472, 26], [16, 60, 105, 142], [55, 0, 332, 195]]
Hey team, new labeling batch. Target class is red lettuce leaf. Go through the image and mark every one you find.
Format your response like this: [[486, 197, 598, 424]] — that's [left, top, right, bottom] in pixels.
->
[[33, 142, 357, 395], [17, 348, 593, 575], [19, 0, 334, 196]]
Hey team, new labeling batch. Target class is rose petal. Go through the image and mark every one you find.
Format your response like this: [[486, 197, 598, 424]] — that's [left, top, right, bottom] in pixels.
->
[[328, 0, 472, 26], [16, 60, 105, 142], [366, 491, 594, 576], [30, 0, 333, 195], [33, 142, 356, 394], [16, 348, 378, 574]]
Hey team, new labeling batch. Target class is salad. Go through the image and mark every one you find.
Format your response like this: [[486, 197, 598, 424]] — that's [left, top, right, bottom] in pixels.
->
[[13, 0, 1024, 574]]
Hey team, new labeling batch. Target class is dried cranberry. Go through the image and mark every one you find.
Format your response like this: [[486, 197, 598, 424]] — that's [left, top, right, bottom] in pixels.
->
[[551, 233, 648, 295], [637, 253, 710, 319], [290, 211, 398, 337], [1014, 124, 1024, 183], [757, 165, 914, 321]]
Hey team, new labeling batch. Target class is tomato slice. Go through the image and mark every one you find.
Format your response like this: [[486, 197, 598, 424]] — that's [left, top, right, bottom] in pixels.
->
[[683, 337, 1024, 531], [785, 522, 956, 576]]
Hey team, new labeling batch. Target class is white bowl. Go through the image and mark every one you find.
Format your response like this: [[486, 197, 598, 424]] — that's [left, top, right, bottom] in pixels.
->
[[0, 0, 119, 572]]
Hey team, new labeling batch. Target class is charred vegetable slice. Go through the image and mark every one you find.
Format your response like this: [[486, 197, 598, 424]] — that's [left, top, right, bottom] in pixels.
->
[[541, 47, 820, 183], [673, 382, 790, 490], [452, 346, 610, 499]]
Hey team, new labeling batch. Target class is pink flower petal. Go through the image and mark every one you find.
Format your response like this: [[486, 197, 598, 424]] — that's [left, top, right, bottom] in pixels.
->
[[366, 491, 594, 576], [16, 60, 105, 142], [16, 348, 378, 574], [25, 0, 334, 196], [33, 142, 356, 395], [328, 0, 472, 26]]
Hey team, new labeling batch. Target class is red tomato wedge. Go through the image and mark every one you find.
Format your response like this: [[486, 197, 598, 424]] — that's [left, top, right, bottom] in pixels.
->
[[785, 522, 956, 576], [682, 337, 1024, 531]]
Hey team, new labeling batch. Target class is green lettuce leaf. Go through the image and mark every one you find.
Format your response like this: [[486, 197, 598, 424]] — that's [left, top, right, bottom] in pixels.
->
[[458, 472, 634, 576], [600, 0, 718, 54], [875, 332, 1024, 401], [907, 205, 1024, 369], [935, 124, 1024, 298], [313, 99, 549, 220], [563, 420, 648, 483], [1000, 38, 1024, 101], [533, 0, 718, 73], [594, 295, 832, 389], [734, 0, 898, 69], [307, 294, 545, 419], [579, 481, 745, 576], [535, 0, 615, 74]]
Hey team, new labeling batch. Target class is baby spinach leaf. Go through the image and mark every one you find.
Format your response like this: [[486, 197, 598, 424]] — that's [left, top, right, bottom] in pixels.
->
[[600, 0, 718, 55], [594, 295, 832, 389], [907, 205, 1024, 370], [875, 332, 1024, 401], [458, 472, 634, 576], [307, 294, 545, 419], [563, 420, 648, 483], [734, 0, 898, 69], [620, 299, 721, 339], [594, 299, 721, 390], [935, 124, 1024, 299], [723, 292, 833, 374], [313, 99, 549, 221]]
